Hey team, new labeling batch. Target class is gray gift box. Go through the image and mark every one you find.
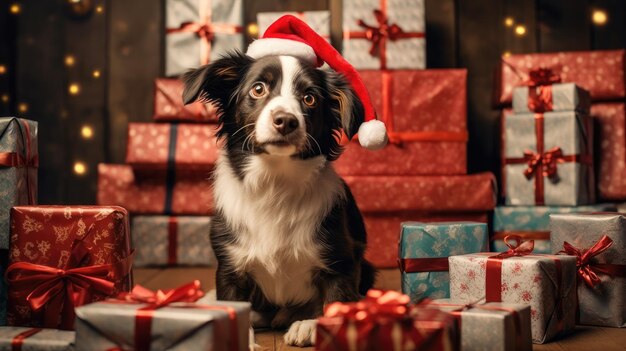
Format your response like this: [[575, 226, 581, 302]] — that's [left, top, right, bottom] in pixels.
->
[[429, 299, 532, 351], [0, 327, 74, 351], [550, 213, 626, 327], [132, 216, 216, 267], [503, 110, 594, 206], [512, 83, 591, 114], [165, 0, 244, 77], [75, 300, 250, 351]]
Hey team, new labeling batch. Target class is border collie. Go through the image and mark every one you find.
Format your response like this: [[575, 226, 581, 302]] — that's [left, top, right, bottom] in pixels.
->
[[183, 52, 375, 347]]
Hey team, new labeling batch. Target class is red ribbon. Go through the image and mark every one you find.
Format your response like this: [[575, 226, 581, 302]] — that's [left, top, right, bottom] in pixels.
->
[[166, 0, 243, 65], [398, 257, 449, 273], [5, 241, 134, 330], [524, 68, 562, 113], [504, 113, 592, 205], [485, 236, 534, 302], [343, 0, 425, 69], [10, 328, 42, 351], [167, 217, 178, 265], [558, 235, 626, 288]]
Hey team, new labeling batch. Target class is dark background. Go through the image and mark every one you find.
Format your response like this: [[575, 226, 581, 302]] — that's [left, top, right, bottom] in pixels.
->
[[0, 0, 624, 205]]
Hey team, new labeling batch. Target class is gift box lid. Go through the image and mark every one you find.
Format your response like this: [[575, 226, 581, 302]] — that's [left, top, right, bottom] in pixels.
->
[[0, 327, 75, 350], [494, 204, 617, 231]]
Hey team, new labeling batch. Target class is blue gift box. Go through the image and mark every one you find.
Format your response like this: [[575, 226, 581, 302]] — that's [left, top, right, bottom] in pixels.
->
[[492, 204, 616, 254], [399, 222, 488, 302]]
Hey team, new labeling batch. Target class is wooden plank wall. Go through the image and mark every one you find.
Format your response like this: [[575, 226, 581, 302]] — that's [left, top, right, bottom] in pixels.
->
[[2, 0, 626, 204]]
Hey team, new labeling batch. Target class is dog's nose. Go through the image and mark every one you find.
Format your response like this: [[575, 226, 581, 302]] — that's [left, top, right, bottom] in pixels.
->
[[272, 113, 299, 135]]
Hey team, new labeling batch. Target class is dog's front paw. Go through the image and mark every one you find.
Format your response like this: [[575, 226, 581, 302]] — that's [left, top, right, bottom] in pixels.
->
[[283, 319, 317, 347]]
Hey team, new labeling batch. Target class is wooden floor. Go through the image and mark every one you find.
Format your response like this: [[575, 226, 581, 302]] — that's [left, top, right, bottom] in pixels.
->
[[134, 268, 626, 351]]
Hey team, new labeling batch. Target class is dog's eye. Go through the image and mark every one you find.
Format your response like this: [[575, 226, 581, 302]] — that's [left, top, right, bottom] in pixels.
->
[[250, 82, 267, 99], [303, 94, 316, 107]]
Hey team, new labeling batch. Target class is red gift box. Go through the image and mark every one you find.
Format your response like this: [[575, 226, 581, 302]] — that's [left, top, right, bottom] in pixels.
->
[[334, 69, 468, 176], [6, 206, 133, 329], [343, 173, 496, 268], [126, 123, 220, 172], [153, 78, 219, 123], [97, 164, 214, 215], [494, 50, 626, 106], [593, 103, 626, 200]]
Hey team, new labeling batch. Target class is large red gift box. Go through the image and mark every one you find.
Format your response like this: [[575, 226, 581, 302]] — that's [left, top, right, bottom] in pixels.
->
[[493, 50, 626, 106], [592, 103, 626, 200], [334, 69, 468, 176], [344, 173, 497, 268], [97, 164, 214, 215], [153, 78, 219, 123], [6, 206, 133, 329], [125, 123, 220, 172]]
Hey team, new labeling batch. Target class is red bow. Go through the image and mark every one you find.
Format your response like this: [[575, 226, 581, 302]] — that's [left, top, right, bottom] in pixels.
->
[[325, 289, 411, 322], [357, 10, 405, 58], [526, 68, 561, 87], [559, 235, 615, 288], [171, 21, 215, 42], [523, 146, 563, 180], [494, 235, 535, 259], [116, 280, 204, 308]]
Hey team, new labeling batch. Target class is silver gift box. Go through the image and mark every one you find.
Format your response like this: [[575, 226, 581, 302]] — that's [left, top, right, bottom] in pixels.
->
[[0, 327, 74, 351], [512, 83, 591, 114], [429, 299, 532, 351], [75, 300, 250, 351], [503, 110, 594, 206], [550, 212, 626, 327]]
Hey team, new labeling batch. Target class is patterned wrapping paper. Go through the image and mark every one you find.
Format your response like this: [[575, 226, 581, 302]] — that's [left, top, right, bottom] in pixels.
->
[[502, 110, 594, 206], [0, 327, 75, 351], [449, 254, 577, 344], [512, 83, 591, 114], [492, 204, 616, 254], [364, 213, 489, 268], [258, 11, 330, 39], [335, 69, 467, 176], [126, 123, 220, 172], [6, 206, 133, 329], [593, 103, 626, 200], [97, 164, 214, 215], [399, 222, 489, 302], [342, 0, 425, 69], [0, 118, 38, 250], [165, 0, 243, 77], [550, 213, 626, 327], [0, 257, 5, 326], [428, 299, 533, 351], [132, 216, 215, 267], [494, 50, 626, 106], [75, 300, 250, 351], [153, 78, 219, 123]]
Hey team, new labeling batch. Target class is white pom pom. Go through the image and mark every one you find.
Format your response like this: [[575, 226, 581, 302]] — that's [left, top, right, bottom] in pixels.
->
[[358, 120, 388, 150]]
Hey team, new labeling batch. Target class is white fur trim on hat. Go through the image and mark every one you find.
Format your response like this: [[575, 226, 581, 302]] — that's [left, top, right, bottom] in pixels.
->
[[246, 38, 317, 64], [358, 120, 388, 150]]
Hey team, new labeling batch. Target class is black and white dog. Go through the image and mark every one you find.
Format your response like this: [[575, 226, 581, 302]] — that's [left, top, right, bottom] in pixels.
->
[[182, 52, 375, 346]]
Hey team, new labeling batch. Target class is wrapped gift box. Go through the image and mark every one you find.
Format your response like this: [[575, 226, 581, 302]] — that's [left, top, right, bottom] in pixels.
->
[[342, 0, 425, 69], [593, 103, 626, 200], [0, 327, 75, 350], [126, 123, 220, 172], [97, 164, 214, 215], [0, 117, 37, 250], [399, 222, 488, 302], [165, 0, 244, 77], [449, 253, 577, 343], [153, 78, 219, 123], [75, 296, 250, 350], [428, 299, 532, 351], [512, 82, 591, 114], [550, 213, 626, 327], [344, 173, 496, 268], [132, 216, 215, 267], [316, 290, 458, 351], [492, 204, 616, 254], [494, 50, 626, 106], [6, 206, 133, 329], [335, 70, 467, 176], [258, 11, 330, 39], [501, 110, 594, 206]]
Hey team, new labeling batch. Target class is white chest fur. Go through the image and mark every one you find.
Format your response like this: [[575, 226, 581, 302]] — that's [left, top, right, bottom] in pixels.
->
[[214, 153, 345, 306]]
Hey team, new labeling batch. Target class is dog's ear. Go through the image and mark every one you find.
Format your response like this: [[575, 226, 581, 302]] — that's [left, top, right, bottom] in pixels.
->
[[182, 51, 253, 109], [325, 70, 364, 140]]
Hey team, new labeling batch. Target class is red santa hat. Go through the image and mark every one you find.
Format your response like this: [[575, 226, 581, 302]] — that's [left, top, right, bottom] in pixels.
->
[[247, 15, 387, 150]]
